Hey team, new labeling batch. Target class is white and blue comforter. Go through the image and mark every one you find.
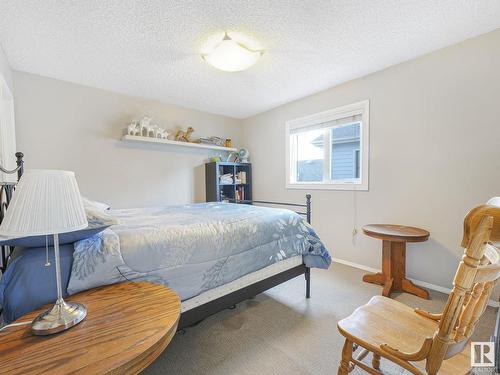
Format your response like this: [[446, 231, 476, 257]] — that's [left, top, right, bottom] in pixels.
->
[[68, 203, 331, 300]]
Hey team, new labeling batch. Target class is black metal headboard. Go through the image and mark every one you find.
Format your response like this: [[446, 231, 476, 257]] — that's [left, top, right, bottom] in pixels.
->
[[0, 152, 24, 272]]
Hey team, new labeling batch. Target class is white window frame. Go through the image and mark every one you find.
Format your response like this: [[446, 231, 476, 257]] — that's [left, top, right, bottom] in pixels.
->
[[285, 100, 369, 191]]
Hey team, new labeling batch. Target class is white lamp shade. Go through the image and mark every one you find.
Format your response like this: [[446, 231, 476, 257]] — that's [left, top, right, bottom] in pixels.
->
[[0, 169, 88, 236], [0, 76, 17, 184]]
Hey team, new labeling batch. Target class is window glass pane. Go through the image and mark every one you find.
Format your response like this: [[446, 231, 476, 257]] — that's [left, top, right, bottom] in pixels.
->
[[294, 128, 324, 182], [330, 122, 361, 180]]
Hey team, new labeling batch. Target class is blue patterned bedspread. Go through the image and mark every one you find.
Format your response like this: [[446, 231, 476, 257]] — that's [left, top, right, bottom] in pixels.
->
[[68, 203, 331, 300]]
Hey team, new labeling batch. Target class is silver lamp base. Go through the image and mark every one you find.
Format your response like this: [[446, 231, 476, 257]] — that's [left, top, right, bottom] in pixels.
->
[[31, 299, 87, 336]]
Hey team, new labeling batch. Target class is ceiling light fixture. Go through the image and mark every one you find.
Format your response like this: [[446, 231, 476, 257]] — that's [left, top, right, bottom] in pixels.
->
[[201, 32, 264, 72]]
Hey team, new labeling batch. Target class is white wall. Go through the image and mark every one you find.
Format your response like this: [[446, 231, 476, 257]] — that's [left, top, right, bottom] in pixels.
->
[[13, 72, 243, 208], [0, 44, 13, 93], [242, 30, 500, 298]]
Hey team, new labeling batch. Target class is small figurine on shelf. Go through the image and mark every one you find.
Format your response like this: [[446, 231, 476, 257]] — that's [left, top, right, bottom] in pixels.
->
[[175, 127, 194, 142], [155, 127, 169, 139], [225, 139, 232, 148], [127, 122, 139, 135], [151, 125, 159, 138], [237, 148, 250, 163], [145, 123, 157, 137], [139, 116, 152, 136], [125, 117, 173, 139]]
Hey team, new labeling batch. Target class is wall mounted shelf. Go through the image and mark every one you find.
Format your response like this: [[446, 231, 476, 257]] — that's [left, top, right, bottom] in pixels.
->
[[121, 135, 237, 152]]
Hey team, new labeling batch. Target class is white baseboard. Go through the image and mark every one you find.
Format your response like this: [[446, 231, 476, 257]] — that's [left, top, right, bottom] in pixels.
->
[[332, 257, 500, 308]]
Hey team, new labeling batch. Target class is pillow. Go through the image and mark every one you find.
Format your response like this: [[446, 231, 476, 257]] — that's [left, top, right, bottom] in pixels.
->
[[0, 244, 74, 323], [84, 207, 119, 228], [0, 207, 119, 248], [82, 197, 111, 211]]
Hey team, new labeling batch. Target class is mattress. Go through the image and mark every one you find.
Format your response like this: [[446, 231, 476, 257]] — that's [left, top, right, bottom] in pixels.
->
[[68, 202, 331, 301], [182, 255, 303, 312]]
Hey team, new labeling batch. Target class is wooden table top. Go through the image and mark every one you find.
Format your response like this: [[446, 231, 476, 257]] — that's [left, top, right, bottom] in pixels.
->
[[0, 282, 180, 375], [362, 224, 430, 243]]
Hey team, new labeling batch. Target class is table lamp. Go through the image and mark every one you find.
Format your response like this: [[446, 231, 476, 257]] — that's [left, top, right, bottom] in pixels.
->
[[0, 169, 88, 335]]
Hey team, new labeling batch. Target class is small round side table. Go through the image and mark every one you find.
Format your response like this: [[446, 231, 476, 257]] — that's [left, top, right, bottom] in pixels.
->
[[0, 282, 180, 374], [362, 224, 430, 299]]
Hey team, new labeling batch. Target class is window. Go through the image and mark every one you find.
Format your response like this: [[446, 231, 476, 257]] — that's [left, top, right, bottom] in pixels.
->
[[286, 100, 369, 190]]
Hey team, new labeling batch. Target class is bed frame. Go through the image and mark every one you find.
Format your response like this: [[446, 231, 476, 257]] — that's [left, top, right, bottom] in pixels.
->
[[178, 196, 312, 329], [0, 152, 24, 272], [0, 153, 312, 331]]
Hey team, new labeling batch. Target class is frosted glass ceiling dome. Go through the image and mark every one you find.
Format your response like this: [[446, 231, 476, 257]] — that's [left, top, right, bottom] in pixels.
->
[[201, 32, 264, 72]]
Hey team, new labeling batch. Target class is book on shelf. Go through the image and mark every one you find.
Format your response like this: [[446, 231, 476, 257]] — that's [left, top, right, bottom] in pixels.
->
[[235, 186, 245, 201], [197, 137, 224, 146]]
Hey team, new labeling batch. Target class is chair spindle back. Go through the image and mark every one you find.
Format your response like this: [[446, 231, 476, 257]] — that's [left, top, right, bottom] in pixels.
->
[[425, 203, 500, 374]]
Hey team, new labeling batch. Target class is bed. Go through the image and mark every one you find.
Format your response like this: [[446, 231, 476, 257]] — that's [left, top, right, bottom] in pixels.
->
[[0, 153, 331, 329]]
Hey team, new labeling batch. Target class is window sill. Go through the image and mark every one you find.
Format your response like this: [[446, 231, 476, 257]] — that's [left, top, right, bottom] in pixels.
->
[[286, 182, 368, 191]]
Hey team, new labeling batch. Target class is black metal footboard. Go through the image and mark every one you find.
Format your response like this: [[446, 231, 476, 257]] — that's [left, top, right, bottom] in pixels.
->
[[226, 194, 312, 297], [179, 194, 313, 330]]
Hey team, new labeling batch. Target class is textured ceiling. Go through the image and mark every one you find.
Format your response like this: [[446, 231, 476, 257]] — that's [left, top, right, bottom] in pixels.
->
[[1, 1, 500, 119]]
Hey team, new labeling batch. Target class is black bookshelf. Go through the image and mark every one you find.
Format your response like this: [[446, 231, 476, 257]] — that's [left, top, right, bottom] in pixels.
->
[[205, 162, 252, 203]]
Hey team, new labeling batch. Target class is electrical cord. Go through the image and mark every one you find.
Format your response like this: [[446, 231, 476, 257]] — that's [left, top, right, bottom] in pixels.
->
[[0, 321, 32, 332], [352, 190, 358, 244]]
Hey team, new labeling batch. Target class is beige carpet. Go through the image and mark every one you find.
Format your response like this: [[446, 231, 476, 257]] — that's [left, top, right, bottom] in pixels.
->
[[144, 263, 496, 375]]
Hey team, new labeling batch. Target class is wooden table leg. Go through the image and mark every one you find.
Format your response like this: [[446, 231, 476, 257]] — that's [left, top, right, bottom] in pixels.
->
[[382, 277, 394, 297], [362, 272, 384, 285], [401, 278, 430, 299], [385, 240, 405, 293], [363, 240, 429, 299], [363, 240, 401, 297]]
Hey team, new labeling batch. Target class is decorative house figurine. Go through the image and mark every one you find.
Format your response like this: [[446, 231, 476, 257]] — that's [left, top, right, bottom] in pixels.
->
[[127, 122, 138, 135], [125, 117, 170, 139], [139, 116, 152, 136], [175, 127, 194, 142], [144, 123, 156, 137], [151, 125, 158, 138], [156, 127, 169, 139]]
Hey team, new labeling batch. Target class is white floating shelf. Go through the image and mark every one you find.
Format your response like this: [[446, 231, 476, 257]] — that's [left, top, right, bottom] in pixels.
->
[[121, 135, 237, 152]]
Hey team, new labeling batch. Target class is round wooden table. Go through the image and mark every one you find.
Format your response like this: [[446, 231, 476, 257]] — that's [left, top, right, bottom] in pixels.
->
[[0, 282, 180, 374], [362, 224, 430, 299]]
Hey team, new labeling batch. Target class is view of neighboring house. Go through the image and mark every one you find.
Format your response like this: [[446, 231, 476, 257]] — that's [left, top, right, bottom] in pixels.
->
[[297, 122, 361, 182]]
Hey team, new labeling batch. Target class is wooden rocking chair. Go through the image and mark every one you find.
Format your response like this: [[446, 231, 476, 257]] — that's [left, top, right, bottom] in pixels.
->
[[337, 202, 500, 375]]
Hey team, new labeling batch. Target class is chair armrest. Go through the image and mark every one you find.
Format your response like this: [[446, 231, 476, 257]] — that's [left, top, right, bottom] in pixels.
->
[[380, 337, 433, 361], [415, 308, 442, 321]]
